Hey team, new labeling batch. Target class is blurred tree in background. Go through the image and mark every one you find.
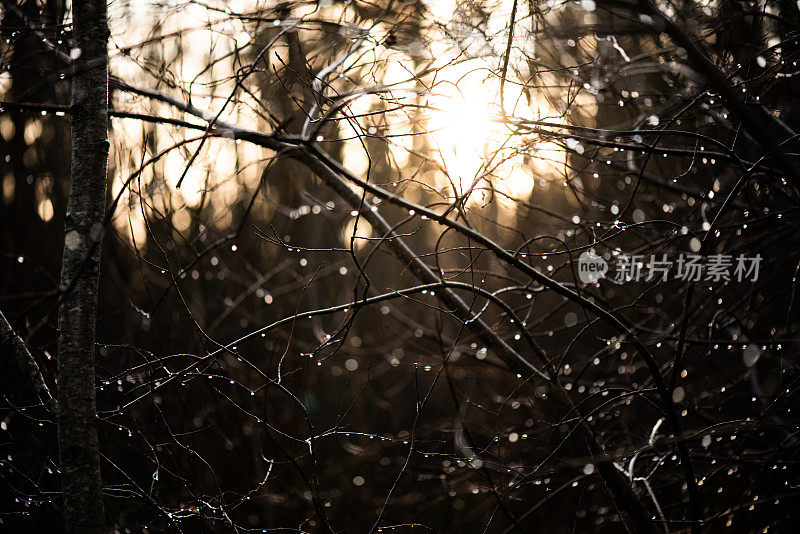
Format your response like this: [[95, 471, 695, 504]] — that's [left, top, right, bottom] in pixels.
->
[[2, 0, 800, 532]]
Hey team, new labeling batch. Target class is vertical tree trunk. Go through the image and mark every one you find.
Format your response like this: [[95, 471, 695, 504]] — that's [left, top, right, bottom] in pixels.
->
[[56, 1, 109, 533]]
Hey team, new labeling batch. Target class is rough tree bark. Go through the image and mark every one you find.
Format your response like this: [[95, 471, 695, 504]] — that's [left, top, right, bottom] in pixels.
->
[[56, 1, 109, 532]]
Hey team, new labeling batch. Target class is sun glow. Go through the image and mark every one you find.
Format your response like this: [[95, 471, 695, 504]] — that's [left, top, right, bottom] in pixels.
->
[[424, 65, 541, 205], [107, 0, 571, 243], [371, 0, 567, 207]]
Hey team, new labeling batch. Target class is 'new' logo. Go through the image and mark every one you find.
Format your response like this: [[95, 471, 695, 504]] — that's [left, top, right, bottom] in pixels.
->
[[578, 251, 607, 283]]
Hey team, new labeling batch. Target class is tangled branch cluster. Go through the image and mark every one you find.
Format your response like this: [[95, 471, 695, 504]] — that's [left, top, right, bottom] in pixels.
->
[[2, 0, 800, 532]]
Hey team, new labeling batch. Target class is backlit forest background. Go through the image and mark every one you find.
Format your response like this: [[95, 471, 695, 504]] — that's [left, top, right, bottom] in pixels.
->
[[2, 0, 800, 532]]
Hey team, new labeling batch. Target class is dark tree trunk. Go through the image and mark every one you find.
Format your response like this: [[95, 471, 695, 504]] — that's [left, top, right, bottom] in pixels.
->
[[56, 1, 109, 533]]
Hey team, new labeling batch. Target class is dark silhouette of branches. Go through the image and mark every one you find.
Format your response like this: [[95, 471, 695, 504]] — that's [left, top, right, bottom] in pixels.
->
[[2, 1, 800, 533]]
